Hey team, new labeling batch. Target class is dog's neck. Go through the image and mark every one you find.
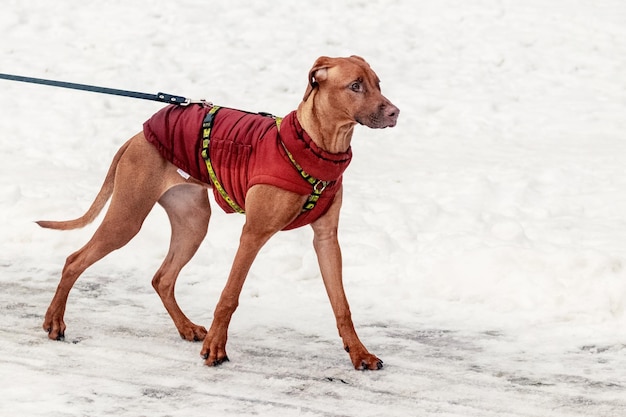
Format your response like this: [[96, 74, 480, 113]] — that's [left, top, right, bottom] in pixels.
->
[[296, 97, 355, 154]]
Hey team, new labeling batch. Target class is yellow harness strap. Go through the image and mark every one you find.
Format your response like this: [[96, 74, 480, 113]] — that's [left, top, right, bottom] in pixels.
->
[[201, 106, 245, 214], [278, 140, 328, 211], [200, 109, 327, 215]]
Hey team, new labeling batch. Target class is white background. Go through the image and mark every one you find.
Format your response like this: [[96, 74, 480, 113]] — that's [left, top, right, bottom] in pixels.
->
[[1, 1, 625, 416]]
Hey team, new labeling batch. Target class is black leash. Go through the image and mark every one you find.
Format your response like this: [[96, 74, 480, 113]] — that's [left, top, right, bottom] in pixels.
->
[[0, 72, 206, 106]]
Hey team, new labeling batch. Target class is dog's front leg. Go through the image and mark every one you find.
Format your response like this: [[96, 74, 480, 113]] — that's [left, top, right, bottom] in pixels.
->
[[311, 188, 383, 370], [200, 230, 265, 366], [201, 185, 304, 366]]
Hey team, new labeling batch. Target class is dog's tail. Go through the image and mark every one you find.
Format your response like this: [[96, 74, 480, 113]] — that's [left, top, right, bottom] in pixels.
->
[[36, 139, 132, 230]]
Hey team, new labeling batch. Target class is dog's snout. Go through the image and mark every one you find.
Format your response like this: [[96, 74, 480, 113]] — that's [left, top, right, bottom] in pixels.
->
[[384, 103, 400, 127]]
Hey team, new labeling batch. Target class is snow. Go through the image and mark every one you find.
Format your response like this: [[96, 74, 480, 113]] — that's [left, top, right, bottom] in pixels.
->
[[1, 0, 626, 415]]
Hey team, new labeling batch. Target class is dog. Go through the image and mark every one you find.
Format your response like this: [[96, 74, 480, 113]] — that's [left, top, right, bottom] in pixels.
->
[[38, 55, 399, 370]]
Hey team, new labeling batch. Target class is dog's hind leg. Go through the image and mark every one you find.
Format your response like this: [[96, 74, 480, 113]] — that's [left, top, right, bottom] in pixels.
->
[[152, 184, 211, 341], [43, 134, 167, 340]]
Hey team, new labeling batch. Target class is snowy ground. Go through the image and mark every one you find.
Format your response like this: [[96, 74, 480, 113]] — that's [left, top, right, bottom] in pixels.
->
[[2, 0, 626, 416]]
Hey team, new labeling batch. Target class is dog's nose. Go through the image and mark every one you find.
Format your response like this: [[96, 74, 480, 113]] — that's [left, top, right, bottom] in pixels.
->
[[387, 104, 399, 119], [386, 104, 399, 127]]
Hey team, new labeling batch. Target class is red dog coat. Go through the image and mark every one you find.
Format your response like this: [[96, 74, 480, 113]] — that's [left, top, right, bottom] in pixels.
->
[[143, 104, 352, 230]]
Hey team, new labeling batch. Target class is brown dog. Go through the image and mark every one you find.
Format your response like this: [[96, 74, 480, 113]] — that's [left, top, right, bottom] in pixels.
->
[[38, 56, 399, 370]]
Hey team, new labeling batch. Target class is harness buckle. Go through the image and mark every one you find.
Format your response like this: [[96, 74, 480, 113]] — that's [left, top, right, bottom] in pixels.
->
[[313, 180, 328, 194]]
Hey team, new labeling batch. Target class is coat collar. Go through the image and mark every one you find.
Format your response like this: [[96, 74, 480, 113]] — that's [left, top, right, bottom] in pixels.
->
[[278, 111, 352, 182]]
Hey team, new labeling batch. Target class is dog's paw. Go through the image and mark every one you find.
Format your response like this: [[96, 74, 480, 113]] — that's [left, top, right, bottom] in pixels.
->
[[200, 332, 230, 367], [45, 327, 66, 341], [357, 357, 384, 370], [43, 316, 66, 341], [348, 349, 383, 370], [203, 354, 230, 367], [179, 324, 207, 342]]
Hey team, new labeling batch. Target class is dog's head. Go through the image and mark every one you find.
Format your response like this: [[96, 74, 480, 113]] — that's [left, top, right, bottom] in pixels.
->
[[303, 55, 399, 129]]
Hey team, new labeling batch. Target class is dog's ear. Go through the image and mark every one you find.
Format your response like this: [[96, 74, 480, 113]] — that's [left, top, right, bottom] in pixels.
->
[[303, 56, 333, 101], [349, 55, 367, 64]]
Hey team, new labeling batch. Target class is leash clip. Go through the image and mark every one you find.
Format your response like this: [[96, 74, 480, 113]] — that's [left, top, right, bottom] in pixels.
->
[[157, 92, 210, 107], [157, 92, 188, 105]]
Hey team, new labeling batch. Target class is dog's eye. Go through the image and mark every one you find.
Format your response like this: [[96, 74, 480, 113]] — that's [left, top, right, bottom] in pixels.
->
[[350, 81, 362, 92]]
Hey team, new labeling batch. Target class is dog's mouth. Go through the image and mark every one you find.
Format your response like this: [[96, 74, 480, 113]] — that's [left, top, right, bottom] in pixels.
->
[[357, 113, 399, 129], [383, 118, 398, 128], [356, 103, 399, 129]]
